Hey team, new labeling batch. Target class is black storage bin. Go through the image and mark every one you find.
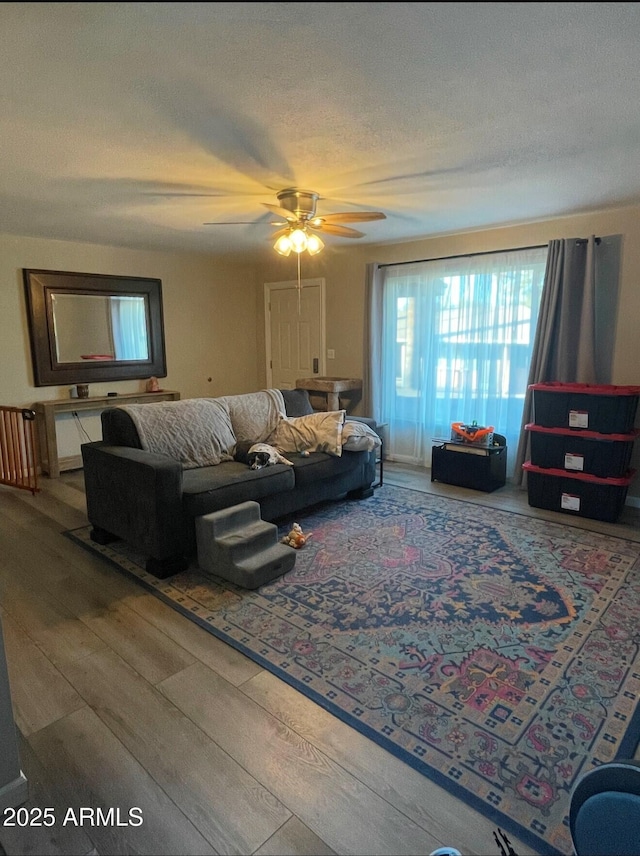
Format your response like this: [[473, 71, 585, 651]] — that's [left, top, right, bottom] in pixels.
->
[[526, 423, 638, 478], [522, 461, 635, 523], [530, 383, 640, 433], [431, 443, 507, 492]]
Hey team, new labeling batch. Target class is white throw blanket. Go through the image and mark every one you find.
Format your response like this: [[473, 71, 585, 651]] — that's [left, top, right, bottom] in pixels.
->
[[218, 388, 286, 442], [118, 390, 379, 470], [342, 420, 382, 452], [119, 398, 237, 469]]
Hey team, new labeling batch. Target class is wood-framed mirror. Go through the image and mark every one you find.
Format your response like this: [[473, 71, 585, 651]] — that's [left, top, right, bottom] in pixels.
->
[[23, 269, 167, 386]]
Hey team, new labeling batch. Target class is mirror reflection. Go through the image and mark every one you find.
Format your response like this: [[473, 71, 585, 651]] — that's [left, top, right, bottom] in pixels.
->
[[24, 267, 166, 386], [51, 293, 150, 363]]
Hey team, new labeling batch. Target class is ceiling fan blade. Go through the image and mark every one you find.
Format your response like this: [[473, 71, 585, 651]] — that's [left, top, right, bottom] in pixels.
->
[[269, 228, 291, 241], [313, 223, 365, 238], [261, 203, 299, 222], [317, 211, 386, 224], [199, 188, 384, 243]]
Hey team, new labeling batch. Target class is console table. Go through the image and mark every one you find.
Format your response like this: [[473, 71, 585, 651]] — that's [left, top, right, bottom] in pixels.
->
[[33, 390, 180, 478]]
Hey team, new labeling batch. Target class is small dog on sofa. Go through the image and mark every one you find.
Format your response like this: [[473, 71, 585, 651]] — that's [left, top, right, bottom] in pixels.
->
[[246, 443, 294, 470]]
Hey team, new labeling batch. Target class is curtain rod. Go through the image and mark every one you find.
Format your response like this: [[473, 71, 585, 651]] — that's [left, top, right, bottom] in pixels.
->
[[377, 237, 601, 269]]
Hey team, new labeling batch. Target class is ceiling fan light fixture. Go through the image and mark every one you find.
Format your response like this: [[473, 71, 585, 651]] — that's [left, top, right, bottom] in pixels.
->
[[289, 227, 309, 253], [207, 187, 386, 258], [306, 233, 324, 255], [273, 234, 292, 256]]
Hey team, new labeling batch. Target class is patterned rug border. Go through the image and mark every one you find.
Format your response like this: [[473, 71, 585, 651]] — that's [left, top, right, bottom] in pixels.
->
[[64, 485, 640, 856]]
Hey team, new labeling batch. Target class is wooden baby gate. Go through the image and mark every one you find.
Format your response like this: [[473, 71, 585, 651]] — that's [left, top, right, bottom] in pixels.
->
[[0, 407, 39, 494]]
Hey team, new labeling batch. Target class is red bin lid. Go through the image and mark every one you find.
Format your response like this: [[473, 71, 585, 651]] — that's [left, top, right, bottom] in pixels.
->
[[524, 423, 640, 441], [522, 461, 636, 486], [529, 382, 640, 396]]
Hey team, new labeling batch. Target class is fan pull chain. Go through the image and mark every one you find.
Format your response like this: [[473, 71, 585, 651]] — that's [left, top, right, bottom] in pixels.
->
[[297, 252, 302, 314]]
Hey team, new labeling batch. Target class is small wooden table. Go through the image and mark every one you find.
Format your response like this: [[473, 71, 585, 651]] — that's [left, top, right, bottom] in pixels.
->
[[33, 390, 180, 477], [295, 377, 363, 412]]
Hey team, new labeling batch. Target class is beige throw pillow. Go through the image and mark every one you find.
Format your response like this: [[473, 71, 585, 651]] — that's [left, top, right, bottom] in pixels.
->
[[268, 410, 346, 457]]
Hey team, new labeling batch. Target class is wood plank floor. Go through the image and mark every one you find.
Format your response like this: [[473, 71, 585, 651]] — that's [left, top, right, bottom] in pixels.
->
[[0, 464, 638, 856]]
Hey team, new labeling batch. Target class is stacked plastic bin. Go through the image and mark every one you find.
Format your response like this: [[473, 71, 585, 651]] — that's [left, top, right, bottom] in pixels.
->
[[522, 382, 640, 523]]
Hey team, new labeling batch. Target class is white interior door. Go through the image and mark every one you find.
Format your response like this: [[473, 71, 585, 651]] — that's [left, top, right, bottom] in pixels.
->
[[265, 278, 326, 388]]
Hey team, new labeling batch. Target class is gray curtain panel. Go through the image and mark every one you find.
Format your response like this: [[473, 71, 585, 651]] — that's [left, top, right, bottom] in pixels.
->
[[513, 235, 602, 485], [363, 261, 383, 420]]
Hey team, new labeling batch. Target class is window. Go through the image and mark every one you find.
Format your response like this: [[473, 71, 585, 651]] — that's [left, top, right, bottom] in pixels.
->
[[110, 295, 149, 360], [375, 246, 548, 475]]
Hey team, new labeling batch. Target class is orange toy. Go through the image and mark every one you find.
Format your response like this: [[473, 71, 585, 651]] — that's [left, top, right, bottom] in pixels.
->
[[451, 421, 494, 445]]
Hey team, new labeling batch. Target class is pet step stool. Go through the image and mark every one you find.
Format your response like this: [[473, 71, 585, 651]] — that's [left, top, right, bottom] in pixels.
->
[[195, 501, 296, 589]]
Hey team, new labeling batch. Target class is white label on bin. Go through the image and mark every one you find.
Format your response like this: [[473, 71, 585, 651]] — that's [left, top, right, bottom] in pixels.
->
[[561, 492, 581, 511], [564, 453, 584, 471], [569, 410, 589, 428]]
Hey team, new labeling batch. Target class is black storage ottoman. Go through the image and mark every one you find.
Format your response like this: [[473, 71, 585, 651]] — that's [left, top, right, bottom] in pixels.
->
[[431, 443, 507, 492]]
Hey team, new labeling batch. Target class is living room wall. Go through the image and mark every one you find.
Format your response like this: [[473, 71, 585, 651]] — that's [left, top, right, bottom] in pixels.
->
[[255, 201, 640, 498], [257, 201, 640, 392], [3, 201, 640, 495], [0, 232, 261, 458]]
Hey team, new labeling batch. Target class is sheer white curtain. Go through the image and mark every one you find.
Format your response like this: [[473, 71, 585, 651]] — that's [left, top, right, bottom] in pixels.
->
[[369, 247, 548, 476]]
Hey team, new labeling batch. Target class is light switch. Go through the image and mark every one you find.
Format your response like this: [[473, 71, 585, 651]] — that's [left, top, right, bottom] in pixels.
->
[[327, 348, 335, 359]]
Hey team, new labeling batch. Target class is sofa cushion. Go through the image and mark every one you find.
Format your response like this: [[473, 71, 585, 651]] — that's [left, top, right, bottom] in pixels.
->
[[289, 449, 364, 487], [182, 461, 295, 517], [281, 388, 314, 417]]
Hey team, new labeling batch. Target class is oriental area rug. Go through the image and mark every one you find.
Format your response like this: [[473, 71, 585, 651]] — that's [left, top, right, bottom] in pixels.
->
[[65, 485, 640, 856]]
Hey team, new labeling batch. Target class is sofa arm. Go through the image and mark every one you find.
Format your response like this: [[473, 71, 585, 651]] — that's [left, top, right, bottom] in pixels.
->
[[81, 442, 187, 564]]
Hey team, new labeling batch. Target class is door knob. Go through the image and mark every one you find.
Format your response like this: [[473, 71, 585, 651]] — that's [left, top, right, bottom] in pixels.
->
[[313, 358, 319, 374]]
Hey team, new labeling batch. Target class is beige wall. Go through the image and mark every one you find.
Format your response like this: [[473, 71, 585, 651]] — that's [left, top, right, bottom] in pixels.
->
[[258, 206, 640, 392], [0, 232, 261, 405], [0, 232, 260, 458], [256, 202, 640, 400], [255, 247, 367, 389], [255, 203, 640, 499], [3, 201, 640, 487]]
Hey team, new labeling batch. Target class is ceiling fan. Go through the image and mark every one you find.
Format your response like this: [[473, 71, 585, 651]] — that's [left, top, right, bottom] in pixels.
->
[[203, 188, 386, 256]]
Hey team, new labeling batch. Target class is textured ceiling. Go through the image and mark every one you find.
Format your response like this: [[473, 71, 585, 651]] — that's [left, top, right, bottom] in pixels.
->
[[2, 2, 640, 258]]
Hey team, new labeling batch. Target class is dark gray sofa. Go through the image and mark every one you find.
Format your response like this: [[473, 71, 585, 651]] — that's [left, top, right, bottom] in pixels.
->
[[81, 388, 378, 578]]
